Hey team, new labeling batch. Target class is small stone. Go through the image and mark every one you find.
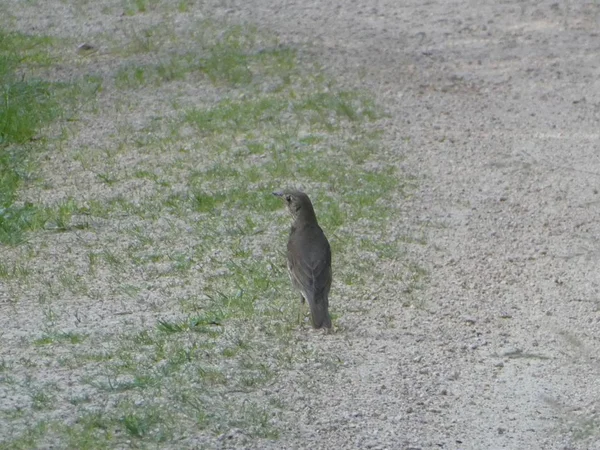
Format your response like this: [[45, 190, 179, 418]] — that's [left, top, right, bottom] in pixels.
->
[[77, 43, 96, 55], [503, 348, 522, 357]]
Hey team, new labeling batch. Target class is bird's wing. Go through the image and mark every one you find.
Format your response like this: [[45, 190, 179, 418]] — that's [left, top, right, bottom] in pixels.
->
[[287, 226, 332, 299]]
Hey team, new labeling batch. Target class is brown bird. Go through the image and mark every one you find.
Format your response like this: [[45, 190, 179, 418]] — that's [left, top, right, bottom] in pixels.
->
[[273, 190, 332, 329]]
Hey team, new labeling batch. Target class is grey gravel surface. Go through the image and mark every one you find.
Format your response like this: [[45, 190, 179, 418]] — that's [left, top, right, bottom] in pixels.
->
[[5, 1, 600, 449], [217, 1, 600, 449]]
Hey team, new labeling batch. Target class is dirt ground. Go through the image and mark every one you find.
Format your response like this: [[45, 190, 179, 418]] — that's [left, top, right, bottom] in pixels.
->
[[220, 1, 600, 448], [4, 0, 600, 449]]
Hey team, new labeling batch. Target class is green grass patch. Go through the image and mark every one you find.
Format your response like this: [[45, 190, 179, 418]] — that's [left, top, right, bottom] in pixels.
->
[[0, 30, 100, 245], [123, 0, 160, 15], [34, 331, 87, 346], [0, 198, 91, 245], [113, 25, 296, 90]]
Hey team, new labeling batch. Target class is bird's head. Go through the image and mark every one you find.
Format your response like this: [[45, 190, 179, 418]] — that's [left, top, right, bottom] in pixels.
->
[[273, 190, 317, 223]]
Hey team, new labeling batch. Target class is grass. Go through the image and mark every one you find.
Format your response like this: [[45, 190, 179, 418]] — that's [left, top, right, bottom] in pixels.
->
[[0, 30, 101, 245], [0, 30, 61, 244], [0, 9, 425, 449]]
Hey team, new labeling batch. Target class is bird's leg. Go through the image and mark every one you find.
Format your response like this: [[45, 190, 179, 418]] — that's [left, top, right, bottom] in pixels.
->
[[298, 295, 306, 326], [297, 295, 306, 326], [297, 303, 303, 326]]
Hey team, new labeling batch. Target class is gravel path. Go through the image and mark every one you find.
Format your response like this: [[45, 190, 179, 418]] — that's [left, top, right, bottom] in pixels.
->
[[219, 1, 600, 448], [5, 1, 600, 448]]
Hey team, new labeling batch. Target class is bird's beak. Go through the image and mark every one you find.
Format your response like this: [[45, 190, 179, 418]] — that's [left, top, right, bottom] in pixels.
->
[[272, 191, 284, 197]]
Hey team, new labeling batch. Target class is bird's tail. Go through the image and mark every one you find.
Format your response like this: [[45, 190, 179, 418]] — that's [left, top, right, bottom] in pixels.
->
[[308, 296, 331, 329]]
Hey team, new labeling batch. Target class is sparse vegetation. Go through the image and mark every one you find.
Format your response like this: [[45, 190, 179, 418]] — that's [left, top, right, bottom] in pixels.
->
[[0, 8, 423, 448]]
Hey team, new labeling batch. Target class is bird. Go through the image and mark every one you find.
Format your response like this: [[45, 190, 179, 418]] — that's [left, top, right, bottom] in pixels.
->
[[273, 190, 332, 329]]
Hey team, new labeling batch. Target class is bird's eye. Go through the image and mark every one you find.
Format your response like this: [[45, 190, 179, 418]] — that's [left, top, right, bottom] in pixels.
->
[[285, 195, 291, 202]]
